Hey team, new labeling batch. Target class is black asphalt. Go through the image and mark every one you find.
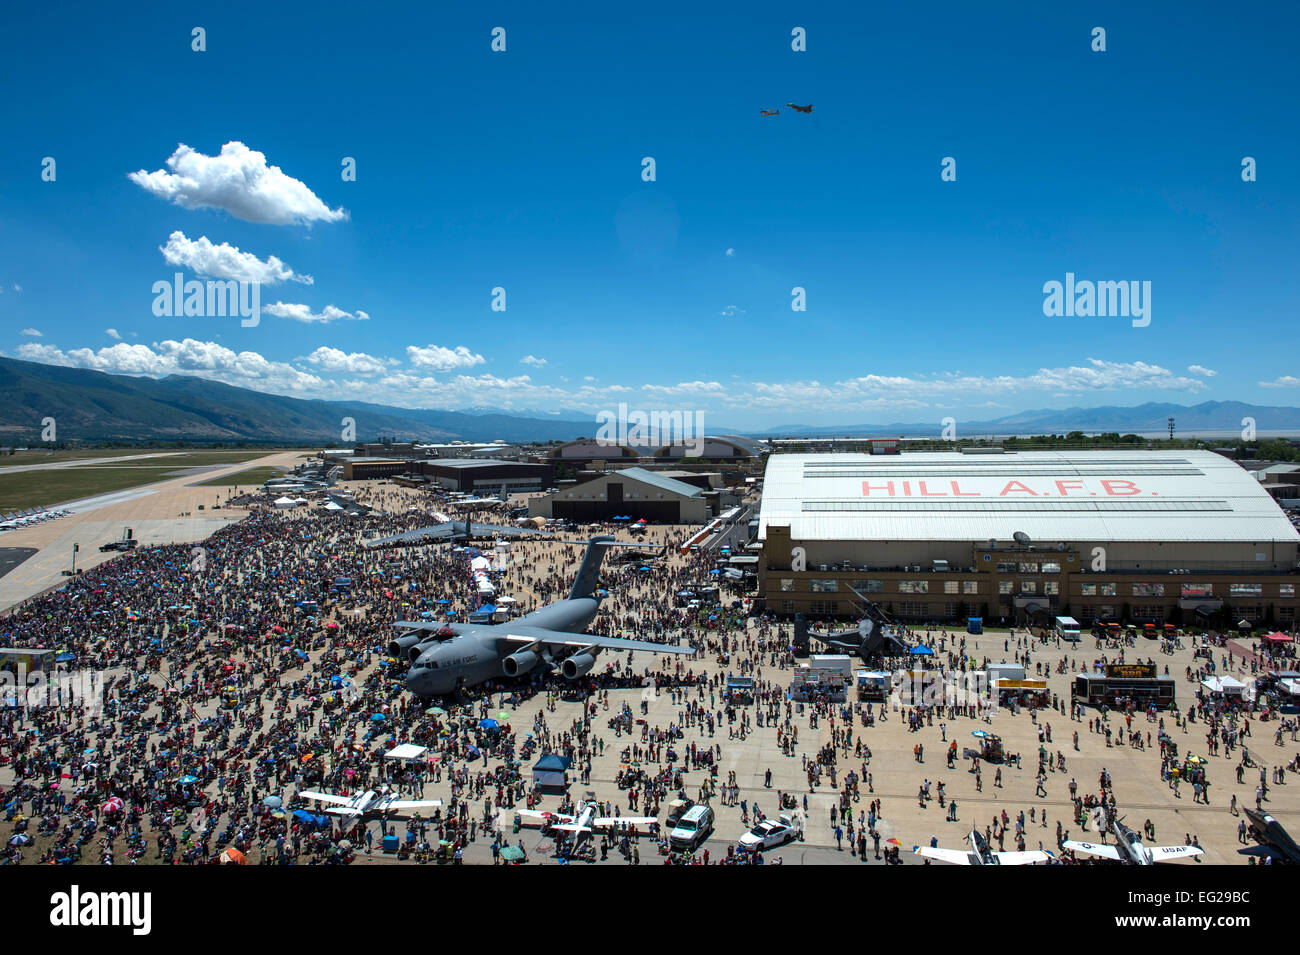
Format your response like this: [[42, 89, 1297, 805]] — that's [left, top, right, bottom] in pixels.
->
[[0, 547, 38, 580]]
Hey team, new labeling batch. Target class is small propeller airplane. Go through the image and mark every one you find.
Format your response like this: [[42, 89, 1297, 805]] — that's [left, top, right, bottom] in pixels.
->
[[914, 828, 1053, 865], [760, 108, 779, 117], [296, 785, 443, 827], [518, 801, 659, 843], [1064, 817, 1203, 865]]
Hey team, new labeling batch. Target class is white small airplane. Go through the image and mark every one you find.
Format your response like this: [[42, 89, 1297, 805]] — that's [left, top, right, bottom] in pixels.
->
[[914, 829, 1052, 866], [518, 801, 658, 840], [297, 786, 443, 826], [1064, 820, 1203, 865]]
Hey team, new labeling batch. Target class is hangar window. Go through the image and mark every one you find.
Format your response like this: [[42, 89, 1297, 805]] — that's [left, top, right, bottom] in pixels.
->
[[810, 600, 837, 614], [1044, 581, 1060, 595], [1019, 562, 1039, 573], [851, 580, 884, 593], [1132, 583, 1165, 597], [1021, 581, 1037, 594], [1280, 607, 1295, 622], [997, 562, 1016, 573], [1281, 584, 1295, 597], [944, 581, 959, 594], [779, 579, 794, 592], [999, 581, 1014, 594], [1230, 583, 1262, 597], [810, 579, 838, 593], [1041, 562, 1061, 574], [1100, 583, 1117, 597], [897, 602, 927, 617], [1181, 583, 1213, 597], [899, 580, 929, 594], [1081, 584, 1097, 596], [963, 581, 979, 595]]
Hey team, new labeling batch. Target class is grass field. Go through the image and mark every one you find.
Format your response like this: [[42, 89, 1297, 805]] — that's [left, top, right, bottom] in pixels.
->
[[197, 466, 285, 487], [86, 451, 276, 468], [0, 448, 154, 468], [0, 467, 183, 511]]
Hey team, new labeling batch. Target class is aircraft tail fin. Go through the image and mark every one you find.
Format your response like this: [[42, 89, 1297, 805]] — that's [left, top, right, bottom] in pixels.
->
[[568, 535, 617, 600]]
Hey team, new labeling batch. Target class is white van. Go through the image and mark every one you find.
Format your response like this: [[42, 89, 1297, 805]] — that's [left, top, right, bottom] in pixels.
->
[[669, 804, 714, 851], [1053, 616, 1081, 642]]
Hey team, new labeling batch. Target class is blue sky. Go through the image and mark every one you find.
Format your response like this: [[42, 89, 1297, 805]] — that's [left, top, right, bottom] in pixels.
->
[[1, 1, 1297, 431]]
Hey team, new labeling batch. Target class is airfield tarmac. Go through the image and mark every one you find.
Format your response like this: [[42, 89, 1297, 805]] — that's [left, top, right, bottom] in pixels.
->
[[0, 476, 1294, 866]]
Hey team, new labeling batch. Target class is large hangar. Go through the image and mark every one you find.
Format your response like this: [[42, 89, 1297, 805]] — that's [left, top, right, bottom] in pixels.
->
[[759, 450, 1300, 628]]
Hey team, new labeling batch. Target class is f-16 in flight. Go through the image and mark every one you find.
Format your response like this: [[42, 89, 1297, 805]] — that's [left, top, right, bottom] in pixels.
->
[[914, 829, 1053, 865], [1239, 808, 1300, 864], [390, 536, 695, 696], [1064, 818, 1203, 864], [296, 786, 443, 826], [786, 103, 813, 113]]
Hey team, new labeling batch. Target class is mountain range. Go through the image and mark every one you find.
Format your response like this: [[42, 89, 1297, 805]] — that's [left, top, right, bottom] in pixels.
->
[[1, 356, 1297, 444]]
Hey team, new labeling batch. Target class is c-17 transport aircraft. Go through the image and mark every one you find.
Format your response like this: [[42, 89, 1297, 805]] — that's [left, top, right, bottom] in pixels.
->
[[295, 786, 444, 826], [390, 536, 695, 696], [1064, 819, 1203, 864], [914, 829, 1053, 865]]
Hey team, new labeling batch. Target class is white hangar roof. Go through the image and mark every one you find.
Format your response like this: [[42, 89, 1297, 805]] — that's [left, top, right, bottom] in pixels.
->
[[759, 450, 1300, 544]]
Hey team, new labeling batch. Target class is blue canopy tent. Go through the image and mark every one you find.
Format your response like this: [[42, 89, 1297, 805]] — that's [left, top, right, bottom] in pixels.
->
[[909, 645, 935, 656], [532, 753, 572, 789]]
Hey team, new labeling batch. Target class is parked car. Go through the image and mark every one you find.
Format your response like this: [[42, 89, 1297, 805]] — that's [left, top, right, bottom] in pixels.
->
[[738, 814, 796, 853]]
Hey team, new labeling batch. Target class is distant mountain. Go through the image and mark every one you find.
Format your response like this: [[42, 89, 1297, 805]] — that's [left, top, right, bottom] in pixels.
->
[[0, 357, 597, 444], [758, 401, 1300, 438]]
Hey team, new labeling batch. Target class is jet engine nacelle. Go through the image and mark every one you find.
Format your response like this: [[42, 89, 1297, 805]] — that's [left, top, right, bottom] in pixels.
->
[[502, 649, 541, 677], [561, 652, 597, 680], [389, 633, 424, 659]]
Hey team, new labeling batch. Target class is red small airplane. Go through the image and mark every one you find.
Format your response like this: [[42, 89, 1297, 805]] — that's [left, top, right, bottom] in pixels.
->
[[786, 103, 813, 113]]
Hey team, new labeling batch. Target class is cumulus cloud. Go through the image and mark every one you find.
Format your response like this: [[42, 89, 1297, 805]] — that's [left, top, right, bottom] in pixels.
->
[[301, 346, 391, 375], [643, 381, 725, 398], [263, 302, 369, 324], [129, 142, 347, 226], [1187, 365, 1217, 378], [17, 339, 325, 394], [725, 248, 734, 256], [520, 355, 547, 367], [406, 345, 486, 372], [719, 305, 746, 317], [105, 328, 121, 340], [1260, 376, 1300, 388], [161, 231, 312, 285], [19, 328, 42, 337]]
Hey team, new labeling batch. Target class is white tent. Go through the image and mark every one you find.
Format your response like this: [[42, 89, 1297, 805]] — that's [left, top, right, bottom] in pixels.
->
[[273, 496, 297, 508], [1202, 675, 1247, 695], [324, 501, 345, 511], [295, 497, 309, 504], [384, 743, 428, 761]]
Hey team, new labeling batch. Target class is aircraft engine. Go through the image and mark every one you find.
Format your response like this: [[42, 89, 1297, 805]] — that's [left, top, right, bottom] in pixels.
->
[[502, 649, 540, 677], [388, 633, 424, 659], [561, 652, 596, 680]]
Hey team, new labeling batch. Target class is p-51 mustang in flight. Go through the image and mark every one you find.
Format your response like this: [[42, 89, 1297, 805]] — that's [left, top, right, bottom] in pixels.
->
[[390, 536, 695, 696]]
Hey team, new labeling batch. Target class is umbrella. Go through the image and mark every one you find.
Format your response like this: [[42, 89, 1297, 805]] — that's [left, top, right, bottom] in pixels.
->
[[220, 848, 247, 865], [479, 718, 499, 730], [9, 834, 30, 846], [101, 797, 125, 813], [1185, 755, 1206, 765], [263, 795, 283, 808], [496, 712, 511, 721], [435, 598, 451, 605], [500, 845, 525, 862], [325, 621, 339, 630], [885, 838, 901, 846], [179, 775, 199, 784], [971, 730, 991, 739], [425, 706, 445, 716], [370, 713, 386, 721], [910, 646, 934, 655]]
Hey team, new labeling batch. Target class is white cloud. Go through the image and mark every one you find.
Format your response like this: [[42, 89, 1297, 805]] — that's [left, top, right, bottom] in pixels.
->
[[160, 231, 312, 285], [11, 284, 18, 292], [1187, 365, 1217, 378], [129, 142, 347, 226], [1260, 376, 1300, 389], [725, 248, 734, 256], [643, 381, 725, 398], [19, 328, 42, 337], [719, 305, 746, 317], [17, 339, 325, 394], [263, 302, 369, 324], [406, 344, 486, 372], [105, 328, 121, 340], [301, 346, 391, 375], [520, 355, 547, 367]]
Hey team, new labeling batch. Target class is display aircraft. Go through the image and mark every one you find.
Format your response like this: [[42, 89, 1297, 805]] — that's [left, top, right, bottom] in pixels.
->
[[518, 801, 658, 841], [1064, 819, 1203, 864], [913, 829, 1052, 865], [391, 535, 694, 696], [1239, 808, 1300, 864], [364, 517, 546, 548], [296, 785, 443, 826]]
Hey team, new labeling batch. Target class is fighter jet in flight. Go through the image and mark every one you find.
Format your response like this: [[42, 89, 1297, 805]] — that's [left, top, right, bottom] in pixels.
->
[[786, 103, 813, 113], [390, 536, 694, 696]]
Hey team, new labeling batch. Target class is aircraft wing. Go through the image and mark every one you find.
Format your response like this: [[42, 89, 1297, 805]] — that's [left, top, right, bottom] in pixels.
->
[[993, 850, 1053, 865], [518, 809, 572, 825], [551, 823, 592, 833], [386, 799, 444, 812], [913, 846, 978, 865], [1063, 840, 1123, 861], [1150, 845, 1204, 861], [501, 626, 695, 656], [593, 816, 658, 830], [299, 791, 355, 806], [365, 522, 458, 547]]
